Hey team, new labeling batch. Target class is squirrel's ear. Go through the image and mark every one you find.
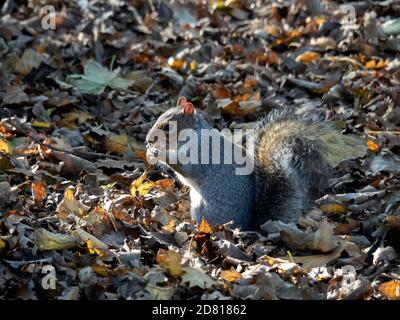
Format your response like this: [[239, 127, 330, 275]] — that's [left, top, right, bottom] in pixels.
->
[[177, 96, 188, 108], [183, 102, 195, 116]]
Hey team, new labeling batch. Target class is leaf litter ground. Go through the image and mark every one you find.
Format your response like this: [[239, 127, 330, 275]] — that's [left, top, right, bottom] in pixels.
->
[[1, 0, 400, 300]]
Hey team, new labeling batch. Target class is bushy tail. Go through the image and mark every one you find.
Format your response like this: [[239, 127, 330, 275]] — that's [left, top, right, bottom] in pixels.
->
[[316, 126, 367, 167], [251, 107, 366, 227]]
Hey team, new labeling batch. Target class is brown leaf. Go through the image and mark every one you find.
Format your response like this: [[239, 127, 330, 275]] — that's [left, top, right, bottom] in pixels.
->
[[154, 178, 175, 190], [156, 249, 183, 277], [334, 218, 360, 235], [379, 280, 400, 300], [367, 140, 380, 153], [31, 181, 47, 204], [56, 187, 89, 219], [105, 134, 128, 154], [295, 51, 320, 63], [320, 203, 347, 215]]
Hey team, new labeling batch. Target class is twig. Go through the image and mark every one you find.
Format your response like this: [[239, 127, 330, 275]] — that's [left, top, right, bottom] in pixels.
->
[[365, 129, 400, 136]]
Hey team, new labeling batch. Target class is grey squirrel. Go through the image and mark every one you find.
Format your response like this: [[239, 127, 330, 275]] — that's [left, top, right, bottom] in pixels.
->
[[146, 97, 366, 230]]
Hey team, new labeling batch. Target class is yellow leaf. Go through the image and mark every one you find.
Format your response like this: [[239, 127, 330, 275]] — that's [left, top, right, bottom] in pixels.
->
[[163, 219, 177, 233], [105, 134, 128, 154], [366, 59, 387, 70], [264, 25, 280, 37], [87, 239, 103, 256], [156, 249, 183, 277], [320, 203, 347, 214], [0, 239, 6, 251], [379, 280, 400, 300], [74, 227, 108, 249], [32, 120, 51, 128], [221, 269, 242, 282], [130, 172, 154, 196], [168, 57, 186, 70], [296, 51, 321, 63], [199, 217, 213, 234], [190, 60, 197, 71], [0, 139, 11, 154], [315, 17, 326, 26], [367, 140, 380, 153], [91, 264, 109, 276], [31, 181, 47, 203]]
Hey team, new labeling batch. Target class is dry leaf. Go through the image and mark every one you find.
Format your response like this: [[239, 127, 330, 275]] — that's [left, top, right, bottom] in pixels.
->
[[91, 264, 110, 277], [156, 249, 184, 277], [0, 239, 6, 251], [199, 217, 213, 234], [56, 187, 89, 218], [221, 269, 242, 282], [105, 134, 128, 154], [130, 172, 154, 196], [379, 280, 400, 300], [296, 51, 320, 63], [367, 140, 380, 153], [31, 181, 47, 204], [365, 59, 386, 70], [154, 178, 175, 189], [168, 57, 186, 70], [0, 139, 11, 154], [320, 203, 347, 214], [74, 227, 108, 249], [34, 228, 78, 250], [87, 239, 104, 256], [181, 266, 216, 289], [334, 218, 360, 235]]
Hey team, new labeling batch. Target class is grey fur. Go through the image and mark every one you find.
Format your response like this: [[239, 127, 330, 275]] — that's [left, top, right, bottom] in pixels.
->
[[147, 105, 363, 230]]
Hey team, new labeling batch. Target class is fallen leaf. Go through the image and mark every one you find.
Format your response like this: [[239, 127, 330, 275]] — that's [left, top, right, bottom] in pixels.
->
[[68, 60, 134, 95], [365, 59, 386, 70], [181, 266, 217, 289], [156, 249, 183, 277], [34, 228, 78, 250], [105, 134, 128, 154], [367, 140, 380, 153], [198, 217, 213, 234], [0, 239, 6, 251], [31, 181, 47, 204], [3, 85, 29, 105], [130, 172, 154, 196], [320, 203, 347, 215], [87, 239, 104, 256], [221, 269, 242, 282], [0, 139, 11, 154], [56, 187, 89, 218], [296, 51, 320, 63], [154, 178, 175, 189], [145, 283, 174, 300], [74, 227, 108, 249], [379, 280, 400, 300]]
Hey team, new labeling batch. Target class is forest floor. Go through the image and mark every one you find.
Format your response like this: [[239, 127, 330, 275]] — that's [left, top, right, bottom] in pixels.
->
[[1, 0, 400, 300]]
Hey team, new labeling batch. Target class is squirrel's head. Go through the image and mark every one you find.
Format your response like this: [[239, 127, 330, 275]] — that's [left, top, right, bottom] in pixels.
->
[[146, 96, 208, 169]]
